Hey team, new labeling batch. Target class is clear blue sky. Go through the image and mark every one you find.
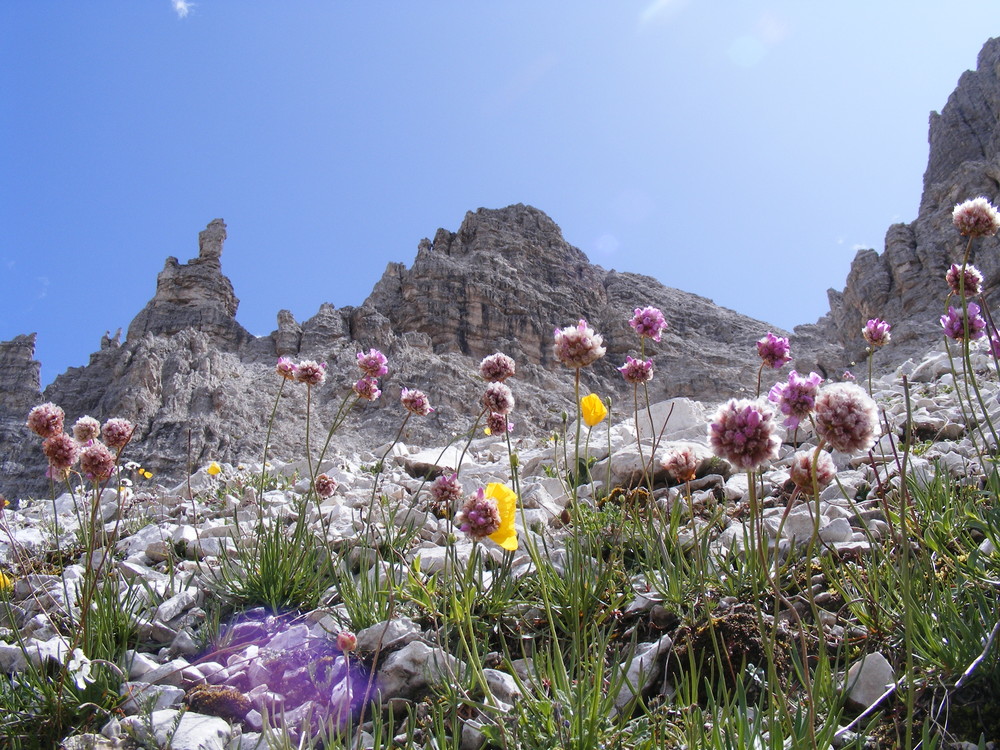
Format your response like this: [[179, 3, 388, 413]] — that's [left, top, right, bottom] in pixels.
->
[[2, 3, 996, 386]]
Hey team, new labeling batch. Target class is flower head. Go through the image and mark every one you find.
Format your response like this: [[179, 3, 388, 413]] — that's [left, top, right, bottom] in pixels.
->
[[661, 447, 699, 483], [276, 357, 298, 380], [788, 449, 837, 492], [102, 418, 134, 450], [295, 360, 327, 387], [553, 319, 606, 368], [430, 473, 463, 507], [207, 461, 222, 476], [479, 352, 516, 382], [941, 303, 987, 341], [768, 370, 823, 429], [580, 393, 608, 427], [485, 412, 513, 435], [756, 332, 792, 369], [72, 416, 101, 444], [336, 631, 357, 653], [843, 370, 856, 382], [618, 356, 654, 385], [946, 263, 984, 297], [353, 376, 382, 401], [708, 399, 780, 471], [400, 387, 434, 416], [953, 196, 1000, 238], [813, 382, 879, 453], [80, 442, 116, 482], [357, 349, 388, 378], [862, 318, 891, 348], [481, 382, 515, 416], [314, 473, 338, 499], [42, 433, 79, 472], [457, 484, 518, 550], [26, 403, 65, 439], [66, 648, 94, 690], [629, 306, 668, 342]]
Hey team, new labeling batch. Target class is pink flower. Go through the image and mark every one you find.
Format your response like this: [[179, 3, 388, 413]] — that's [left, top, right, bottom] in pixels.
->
[[400, 387, 433, 416], [788, 449, 837, 491], [337, 631, 357, 653], [42, 433, 79, 472], [618, 356, 654, 384], [708, 399, 780, 471], [843, 370, 856, 382], [756, 332, 791, 369], [486, 412, 513, 435], [990, 333, 1000, 359], [353, 377, 382, 401], [941, 303, 987, 341], [314, 473, 338, 499], [629, 306, 668, 342], [276, 357, 298, 381], [661, 447, 699, 483], [953, 196, 1000, 238], [295, 360, 327, 387], [481, 382, 515, 416], [768, 370, 822, 429], [456, 488, 502, 539], [479, 352, 516, 382], [72, 416, 101, 443], [946, 264, 984, 297], [357, 349, 388, 378], [862, 319, 891, 348], [813, 382, 879, 454], [553, 319, 606, 369], [102, 418, 134, 451], [79, 442, 116, 482], [430, 473, 463, 507], [26, 403, 65, 439]]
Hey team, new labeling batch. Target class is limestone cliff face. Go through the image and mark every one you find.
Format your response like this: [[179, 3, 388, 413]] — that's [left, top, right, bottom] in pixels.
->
[[815, 36, 1000, 367], [2, 210, 789, 500]]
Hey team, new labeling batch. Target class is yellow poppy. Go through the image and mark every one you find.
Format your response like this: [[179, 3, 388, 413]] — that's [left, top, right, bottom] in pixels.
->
[[485, 482, 519, 551], [581, 393, 608, 427], [0, 570, 11, 592], [141, 469, 154, 479], [207, 462, 222, 476]]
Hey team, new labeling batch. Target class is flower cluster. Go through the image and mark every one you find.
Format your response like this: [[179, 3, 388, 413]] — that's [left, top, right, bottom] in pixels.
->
[[295, 360, 327, 387], [661, 446, 699, 483], [953, 196, 1000, 238], [813, 382, 879, 453], [354, 349, 387, 401], [788, 448, 837, 491], [756, 332, 792, 369], [401, 387, 434, 416], [456, 483, 518, 550], [618, 356, 654, 385], [862, 318, 891, 348], [941, 303, 987, 341], [479, 352, 516, 382], [482, 382, 515, 416], [768, 370, 822, 429], [276, 357, 298, 380], [553, 319, 605, 369], [708, 399, 780, 471], [946, 263, 984, 298], [357, 349, 389, 378], [629, 306, 668, 342], [485, 412, 513, 435], [314, 473, 338, 499], [27, 403, 134, 483]]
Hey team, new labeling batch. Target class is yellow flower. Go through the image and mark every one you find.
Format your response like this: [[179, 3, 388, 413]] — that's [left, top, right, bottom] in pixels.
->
[[0, 570, 12, 592], [581, 393, 608, 427], [207, 462, 222, 476], [485, 482, 518, 551], [141, 469, 153, 479]]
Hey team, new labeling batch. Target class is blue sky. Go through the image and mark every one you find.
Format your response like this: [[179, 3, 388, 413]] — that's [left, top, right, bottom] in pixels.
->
[[2, 3, 997, 386]]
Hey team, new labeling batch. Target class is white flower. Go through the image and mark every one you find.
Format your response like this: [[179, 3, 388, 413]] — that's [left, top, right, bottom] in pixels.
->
[[67, 648, 94, 689]]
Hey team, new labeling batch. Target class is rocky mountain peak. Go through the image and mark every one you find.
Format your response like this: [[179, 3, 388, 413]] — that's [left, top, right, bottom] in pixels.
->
[[126, 219, 250, 349], [812, 36, 1000, 368]]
